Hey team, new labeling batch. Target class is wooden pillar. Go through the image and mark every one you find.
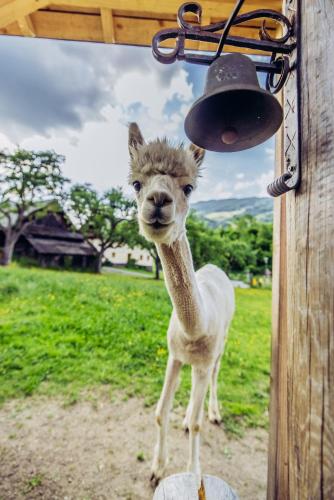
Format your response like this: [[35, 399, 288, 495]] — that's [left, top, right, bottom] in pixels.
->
[[268, 1, 334, 498]]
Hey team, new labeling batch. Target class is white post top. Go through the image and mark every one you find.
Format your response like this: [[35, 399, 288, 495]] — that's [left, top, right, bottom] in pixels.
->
[[153, 473, 239, 500]]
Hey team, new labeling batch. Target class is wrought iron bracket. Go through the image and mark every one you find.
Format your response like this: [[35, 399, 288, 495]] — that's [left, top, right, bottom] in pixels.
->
[[152, 0, 296, 94], [267, 0, 300, 196]]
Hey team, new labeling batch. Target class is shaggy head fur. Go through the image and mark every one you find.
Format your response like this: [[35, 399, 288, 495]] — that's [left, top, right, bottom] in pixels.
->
[[128, 123, 205, 244]]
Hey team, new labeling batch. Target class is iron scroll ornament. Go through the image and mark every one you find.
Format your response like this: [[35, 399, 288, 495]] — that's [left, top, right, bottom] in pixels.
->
[[152, 1, 295, 94], [152, 1, 299, 196]]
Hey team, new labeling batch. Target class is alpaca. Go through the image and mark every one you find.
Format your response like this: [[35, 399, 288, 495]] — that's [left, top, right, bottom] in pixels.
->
[[128, 123, 235, 488]]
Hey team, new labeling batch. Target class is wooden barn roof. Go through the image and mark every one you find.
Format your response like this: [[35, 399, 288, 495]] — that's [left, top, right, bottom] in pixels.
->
[[25, 235, 96, 255], [0, 1, 283, 54]]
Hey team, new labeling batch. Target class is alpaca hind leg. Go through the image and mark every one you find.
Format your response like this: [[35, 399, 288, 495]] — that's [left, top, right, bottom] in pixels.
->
[[182, 401, 191, 433], [187, 367, 211, 488], [151, 356, 182, 486], [208, 354, 222, 424]]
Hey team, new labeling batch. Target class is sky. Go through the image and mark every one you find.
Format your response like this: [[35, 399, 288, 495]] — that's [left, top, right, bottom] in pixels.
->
[[0, 36, 275, 203]]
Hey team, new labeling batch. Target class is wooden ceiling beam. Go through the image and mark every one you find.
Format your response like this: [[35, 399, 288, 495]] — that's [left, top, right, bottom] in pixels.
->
[[53, 0, 282, 19], [17, 14, 36, 36], [0, 0, 49, 29], [100, 7, 115, 43], [0, 0, 282, 51], [0, 10, 271, 55]]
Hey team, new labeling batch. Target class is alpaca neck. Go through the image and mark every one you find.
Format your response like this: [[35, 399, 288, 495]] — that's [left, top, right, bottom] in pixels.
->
[[156, 234, 207, 335]]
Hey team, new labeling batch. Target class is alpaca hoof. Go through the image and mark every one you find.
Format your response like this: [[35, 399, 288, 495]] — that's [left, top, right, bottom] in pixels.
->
[[150, 454, 167, 489], [150, 472, 161, 489], [182, 416, 189, 433], [208, 408, 222, 425], [209, 417, 222, 426]]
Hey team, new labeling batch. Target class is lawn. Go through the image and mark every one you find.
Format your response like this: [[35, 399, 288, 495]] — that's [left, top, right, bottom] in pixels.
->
[[0, 266, 271, 433]]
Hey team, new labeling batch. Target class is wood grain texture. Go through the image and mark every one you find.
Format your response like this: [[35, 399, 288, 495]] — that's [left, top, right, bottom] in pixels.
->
[[100, 7, 115, 43], [0, 0, 281, 53], [267, 90, 289, 500], [17, 14, 35, 36], [0, 9, 277, 55], [268, 1, 334, 498], [153, 473, 238, 500]]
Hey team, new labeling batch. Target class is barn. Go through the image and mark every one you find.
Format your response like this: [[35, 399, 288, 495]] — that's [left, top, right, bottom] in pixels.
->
[[1, 211, 98, 270]]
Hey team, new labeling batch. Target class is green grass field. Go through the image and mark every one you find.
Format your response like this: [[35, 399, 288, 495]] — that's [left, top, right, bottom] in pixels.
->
[[0, 266, 271, 434]]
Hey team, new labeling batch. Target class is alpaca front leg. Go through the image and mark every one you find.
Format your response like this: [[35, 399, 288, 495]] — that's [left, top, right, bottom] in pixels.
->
[[187, 367, 211, 489], [151, 356, 181, 486]]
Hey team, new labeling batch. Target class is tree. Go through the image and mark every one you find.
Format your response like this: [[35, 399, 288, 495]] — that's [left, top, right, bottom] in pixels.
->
[[220, 215, 272, 274], [186, 212, 272, 276], [132, 228, 161, 279], [186, 211, 227, 270], [68, 184, 136, 273], [0, 148, 68, 266]]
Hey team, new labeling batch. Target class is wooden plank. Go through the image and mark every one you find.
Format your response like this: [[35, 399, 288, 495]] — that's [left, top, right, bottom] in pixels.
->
[[0, 0, 48, 29], [17, 14, 35, 36], [31, 9, 103, 41], [53, 0, 282, 18], [100, 7, 115, 43], [287, 1, 334, 496], [268, 0, 334, 498], [1, 9, 276, 55], [267, 91, 289, 499]]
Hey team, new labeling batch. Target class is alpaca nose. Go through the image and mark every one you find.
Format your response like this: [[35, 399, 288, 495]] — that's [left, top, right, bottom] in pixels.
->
[[147, 191, 172, 208]]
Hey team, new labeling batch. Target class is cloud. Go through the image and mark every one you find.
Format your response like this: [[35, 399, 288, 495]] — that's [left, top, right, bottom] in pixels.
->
[[233, 169, 274, 197], [0, 38, 275, 201], [0, 37, 190, 143], [0, 37, 114, 141], [114, 67, 193, 140], [265, 147, 275, 162]]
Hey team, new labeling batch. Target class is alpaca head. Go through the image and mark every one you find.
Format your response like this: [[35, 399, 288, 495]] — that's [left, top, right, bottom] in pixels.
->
[[128, 123, 205, 245]]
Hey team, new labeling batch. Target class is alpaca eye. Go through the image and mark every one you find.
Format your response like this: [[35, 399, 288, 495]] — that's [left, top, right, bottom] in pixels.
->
[[183, 184, 193, 196], [133, 181, 141, 192]]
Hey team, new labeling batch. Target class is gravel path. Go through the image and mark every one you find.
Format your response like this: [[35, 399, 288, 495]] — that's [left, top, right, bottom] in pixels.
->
[[0, 392, 267, 499]]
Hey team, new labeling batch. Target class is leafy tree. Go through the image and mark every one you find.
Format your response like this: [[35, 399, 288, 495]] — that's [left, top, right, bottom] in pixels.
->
[[186, 211, 227, 270], [130, 227, 161, 279], [186, 212, 272, 276], [220, 215, 272, 274], [68, 184, 136, 273], [0, 148, 68, 266]]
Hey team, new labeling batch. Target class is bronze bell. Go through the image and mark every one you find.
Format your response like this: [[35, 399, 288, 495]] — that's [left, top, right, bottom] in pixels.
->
[[184, 53, 283, 152]]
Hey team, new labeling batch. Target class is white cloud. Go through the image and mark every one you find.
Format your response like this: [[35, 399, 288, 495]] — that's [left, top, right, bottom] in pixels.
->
[[20, 105, 131, 193], [114, 67, 193, 139], [265, 147, 275, 162], [232, 169, 274, 197], [0, 39, 276, 202]]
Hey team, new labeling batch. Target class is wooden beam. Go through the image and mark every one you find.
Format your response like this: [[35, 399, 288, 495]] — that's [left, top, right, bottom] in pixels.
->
[[1, 10, 274, 55], [0, 0, 49, 29], [54, 0, 282, 19], [17, 14, 35, 36], [267, 92, 289, 500], [100, 7, 115, 43], [268, 0, 334, 497]]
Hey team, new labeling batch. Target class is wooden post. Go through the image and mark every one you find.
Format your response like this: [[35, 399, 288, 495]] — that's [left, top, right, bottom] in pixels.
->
[[268, 1, 334, 498]]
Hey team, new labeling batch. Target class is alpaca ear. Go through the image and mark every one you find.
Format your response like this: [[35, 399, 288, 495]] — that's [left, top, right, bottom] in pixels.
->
[[189, 143, 205, 167], [128, 122, 145, 159]]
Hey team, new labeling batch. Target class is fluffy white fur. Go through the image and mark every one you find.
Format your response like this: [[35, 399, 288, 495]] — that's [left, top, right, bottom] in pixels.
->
[[128, 123, 235, 489]]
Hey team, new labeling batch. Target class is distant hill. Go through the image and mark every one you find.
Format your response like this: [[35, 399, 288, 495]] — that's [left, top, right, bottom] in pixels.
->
[[191, 197, 273, 226]]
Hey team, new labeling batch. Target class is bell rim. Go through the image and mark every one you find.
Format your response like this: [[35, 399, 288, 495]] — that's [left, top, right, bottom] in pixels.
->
[[184, 85, 283, 152]]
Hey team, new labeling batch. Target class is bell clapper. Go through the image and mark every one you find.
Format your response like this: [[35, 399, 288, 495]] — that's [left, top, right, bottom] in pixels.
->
[[221, 128, 238, 144]]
